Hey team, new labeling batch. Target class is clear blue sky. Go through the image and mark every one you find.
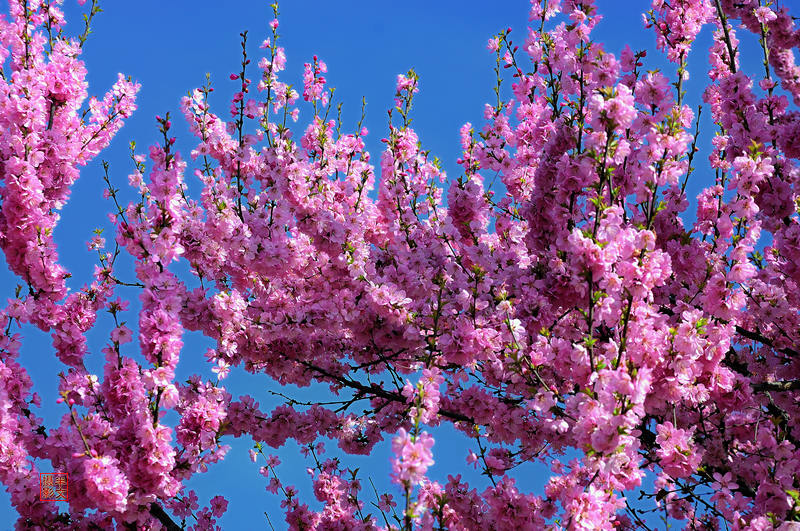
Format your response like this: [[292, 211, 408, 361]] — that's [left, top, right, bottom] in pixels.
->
[[0, 1, 762, 528]]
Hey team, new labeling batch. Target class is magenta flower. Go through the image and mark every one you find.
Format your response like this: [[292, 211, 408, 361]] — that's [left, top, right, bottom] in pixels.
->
[[390, 428, 435, 486]]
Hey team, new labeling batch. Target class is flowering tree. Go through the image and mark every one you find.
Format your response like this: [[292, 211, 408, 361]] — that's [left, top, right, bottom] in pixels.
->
[[1, 0, 799, 529]]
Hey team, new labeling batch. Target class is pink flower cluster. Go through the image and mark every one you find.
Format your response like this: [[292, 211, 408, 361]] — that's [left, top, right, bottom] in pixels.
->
[[391, 428, 435, 487], [0, 0, 799, 528]]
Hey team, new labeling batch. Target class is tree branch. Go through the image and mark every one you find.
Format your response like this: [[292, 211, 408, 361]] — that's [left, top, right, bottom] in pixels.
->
[[658, 305, 800, 358], [149, 503, 181, 531], [300, 361, 474, 424], [751, 380, 800, 392], [733, 325, 799, 358]]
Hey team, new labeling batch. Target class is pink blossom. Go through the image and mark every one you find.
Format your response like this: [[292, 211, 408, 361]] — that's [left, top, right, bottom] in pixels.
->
[[391, 428, 435, 486]]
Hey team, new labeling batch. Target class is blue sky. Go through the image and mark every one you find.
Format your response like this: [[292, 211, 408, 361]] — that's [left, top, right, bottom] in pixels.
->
[[0, 1, 767, 528]]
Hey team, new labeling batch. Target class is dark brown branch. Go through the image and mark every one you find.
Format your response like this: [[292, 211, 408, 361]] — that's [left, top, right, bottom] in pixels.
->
[[751, 380, 800, 392], [713, 0, 738, 74], [300, 361, 474, 424], [658, 305, 799, 358], [733, 325, 799, 358], [149, 503, 181, 531]]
